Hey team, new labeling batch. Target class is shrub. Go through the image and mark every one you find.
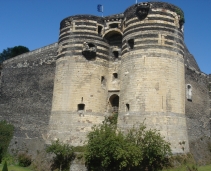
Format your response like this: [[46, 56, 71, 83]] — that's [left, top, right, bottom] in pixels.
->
[[18, 152, 32, 167], [85, 121, 172, 171], [46, 140, 75, 171], [0, 121, 14, 162]]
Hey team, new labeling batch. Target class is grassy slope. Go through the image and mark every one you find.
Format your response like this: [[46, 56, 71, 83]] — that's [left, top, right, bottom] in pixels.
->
[[0, 164, 32, 171]]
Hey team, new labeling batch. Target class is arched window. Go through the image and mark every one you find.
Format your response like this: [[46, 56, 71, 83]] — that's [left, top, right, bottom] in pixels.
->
[[186, 84, 192, 101]]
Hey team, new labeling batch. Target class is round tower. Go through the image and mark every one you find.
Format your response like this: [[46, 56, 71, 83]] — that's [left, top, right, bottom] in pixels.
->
[[118, 2, 189, 153], [47, 15, 110, 145]]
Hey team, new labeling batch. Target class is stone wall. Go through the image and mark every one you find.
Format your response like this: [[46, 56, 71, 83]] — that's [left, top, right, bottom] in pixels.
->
[[0, 43, 58, 155], [185, 66, 210, 163]]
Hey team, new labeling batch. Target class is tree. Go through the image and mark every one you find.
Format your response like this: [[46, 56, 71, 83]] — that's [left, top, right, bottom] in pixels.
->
[[46, 140, 75, 171], [85, 121, 172, 171], [0, 46, 29, 63], [0, 121, 14, 163], [2, 161, 8, 171]]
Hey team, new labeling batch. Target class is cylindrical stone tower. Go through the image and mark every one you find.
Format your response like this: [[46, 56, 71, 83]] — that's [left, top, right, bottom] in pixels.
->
[[118, 2, 189, 153], [47, 15, 110, 145]]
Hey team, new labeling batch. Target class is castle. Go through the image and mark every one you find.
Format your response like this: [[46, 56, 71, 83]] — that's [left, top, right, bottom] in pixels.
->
[[0, 1, 211, 159]]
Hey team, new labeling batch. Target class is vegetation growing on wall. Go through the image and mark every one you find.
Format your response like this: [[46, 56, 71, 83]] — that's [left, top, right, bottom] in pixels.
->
[[85, 120, 172, 171], [0, 121, 14, 163], [175, 8, 185, 24]]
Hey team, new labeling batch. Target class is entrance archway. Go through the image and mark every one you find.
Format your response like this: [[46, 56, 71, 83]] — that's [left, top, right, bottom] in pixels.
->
[[109, 94, 119, 113]]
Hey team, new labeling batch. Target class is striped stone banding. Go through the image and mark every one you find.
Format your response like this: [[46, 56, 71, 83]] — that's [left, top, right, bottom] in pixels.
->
[[165, 35, 183, 45], [75, 27, 97, 31], [124, 22, 178, 33], [60, 15, 104, 29], [60, 28, 70, 34], [60, 47, 108, 55], [75, 22, 97, 27], [123, 26, 183, 39], [149, 10, 175, 18], [147, 16, 174, 23], [59, 33, 102, 44], [59, 35, 104, 44], [121, 44, 184, 56], [57, 52, 109, 61], [61, 42, 109, 50], [122, 39, 159, 51], [121, 52, 184, 63]]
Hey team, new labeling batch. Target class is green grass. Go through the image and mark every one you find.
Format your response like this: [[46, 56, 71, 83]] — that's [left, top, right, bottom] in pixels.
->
[[199, 164, 211, 171], [0, 164, 32, 171], [163, 164, 211, 171]]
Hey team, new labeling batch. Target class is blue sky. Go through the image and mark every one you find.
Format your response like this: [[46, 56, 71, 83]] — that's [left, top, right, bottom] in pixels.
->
[[0, 0, 210, 74]]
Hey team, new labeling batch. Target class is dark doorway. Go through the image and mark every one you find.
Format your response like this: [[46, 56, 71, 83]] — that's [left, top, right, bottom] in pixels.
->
[[109, 94, 119, 113]]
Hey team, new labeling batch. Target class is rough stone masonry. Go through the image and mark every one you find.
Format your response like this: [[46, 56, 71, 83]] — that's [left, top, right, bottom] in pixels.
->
[[0, 1, 210, 161]]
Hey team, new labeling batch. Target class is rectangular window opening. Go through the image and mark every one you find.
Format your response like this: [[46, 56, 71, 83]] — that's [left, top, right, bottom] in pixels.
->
[[78, 104, 85, 110], [128, 39, 134, 49], [101, 76, 105, 83], [113, 51, 119, 58], [113, 73, 118, 79], [126, 103, 130, 112], [110, 23, 119, 28], [98, 25, 103, 34]]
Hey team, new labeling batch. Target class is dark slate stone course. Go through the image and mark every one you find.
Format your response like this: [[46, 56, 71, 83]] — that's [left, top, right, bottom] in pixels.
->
[[62, 42, 109, 50], [75, 27, 97, 31], [75, 22, 97, 27], [57, 52, 108, 61], [60, 28, 70, 35], [147, 16, 174, 23], [150, 10, 174, 18], [165, 35, 183, 45]]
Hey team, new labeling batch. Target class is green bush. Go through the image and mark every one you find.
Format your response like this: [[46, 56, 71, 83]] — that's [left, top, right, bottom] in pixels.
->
[[46, 140, 75, 171], [0, 121, 14, 163], [85, 121, 172, 171], [2, 153, 15, 165], [18, 153, 32, 167]]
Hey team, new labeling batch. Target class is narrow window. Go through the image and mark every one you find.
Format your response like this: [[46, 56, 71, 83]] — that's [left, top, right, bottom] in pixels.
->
[[101, 76, 105, 83], [126, 103, 130, 112], [128, 39, 134, 49], [113, 73, 118, 79], [186, 84, 192, 101], [78, 104, 85, 111], [113, 51, 119, 58], [98, 25, 102, 34]]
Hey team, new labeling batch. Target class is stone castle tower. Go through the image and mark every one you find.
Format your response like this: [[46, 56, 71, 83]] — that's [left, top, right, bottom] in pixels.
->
[[47, 2, 189, 153]]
